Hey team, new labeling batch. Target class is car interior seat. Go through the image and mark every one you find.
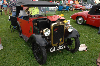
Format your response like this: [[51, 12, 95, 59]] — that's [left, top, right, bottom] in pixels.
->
[[19, 10, 29, 20], [58, 6, 63, 11]]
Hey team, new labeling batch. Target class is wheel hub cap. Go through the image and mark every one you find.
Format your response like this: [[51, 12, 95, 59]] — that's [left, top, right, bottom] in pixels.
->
[[77, 17, 83, 24]]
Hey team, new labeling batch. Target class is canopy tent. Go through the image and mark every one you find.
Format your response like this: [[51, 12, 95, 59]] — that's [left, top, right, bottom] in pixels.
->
[[16, 1, 58, 7]]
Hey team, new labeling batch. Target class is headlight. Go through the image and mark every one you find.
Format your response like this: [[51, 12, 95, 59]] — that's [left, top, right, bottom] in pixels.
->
[[64, 20, 73, 32], [43, 28, 50, 36], [64, 20, 70, 26], [68, 25, 73, 32]]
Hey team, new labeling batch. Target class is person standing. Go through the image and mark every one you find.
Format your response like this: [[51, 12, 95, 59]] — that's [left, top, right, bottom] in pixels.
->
[[0, 0, 2, 9], [9, 0, 16, 16], [54, 0, 55, 4], [25, 7, 31, 18], [2, 0, 8, 15], [60, 0, 62, 5], [9, 0, 17, 29], [0, 0, 3, 11], [9, 0, 13, 14]]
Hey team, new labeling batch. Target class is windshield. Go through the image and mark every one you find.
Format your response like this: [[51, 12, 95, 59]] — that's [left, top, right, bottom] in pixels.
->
[[28, 7, 57, 16]]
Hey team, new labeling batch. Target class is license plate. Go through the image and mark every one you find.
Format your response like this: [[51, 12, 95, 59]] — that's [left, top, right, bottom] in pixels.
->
[[50, 45, 66, 52]]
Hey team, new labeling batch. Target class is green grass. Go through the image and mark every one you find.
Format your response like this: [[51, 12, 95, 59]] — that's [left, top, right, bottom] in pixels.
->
[[0, 10, 99, 66]]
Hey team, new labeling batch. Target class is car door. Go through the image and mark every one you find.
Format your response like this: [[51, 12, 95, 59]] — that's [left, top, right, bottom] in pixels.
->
[[86, 8, 100, 27], [86, 14, 98, 27], [19, 18, 30, 37]]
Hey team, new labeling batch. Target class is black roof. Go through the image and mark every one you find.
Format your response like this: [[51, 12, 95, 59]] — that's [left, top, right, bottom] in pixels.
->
[[88, 3, 100, 15], [16, 1, 58, 7]]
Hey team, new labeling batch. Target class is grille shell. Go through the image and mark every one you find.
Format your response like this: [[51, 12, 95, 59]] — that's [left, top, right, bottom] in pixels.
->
[[51, 22, 65, 46]]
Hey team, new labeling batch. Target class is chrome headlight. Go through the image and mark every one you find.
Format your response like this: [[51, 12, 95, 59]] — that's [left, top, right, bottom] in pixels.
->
[[64, 20, 70, 26], [68, 25, 73, 32], [43, 28, 50, 36]]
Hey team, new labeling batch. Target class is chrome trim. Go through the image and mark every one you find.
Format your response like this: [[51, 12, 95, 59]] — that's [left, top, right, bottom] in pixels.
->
[[51, 22, 65, 46]]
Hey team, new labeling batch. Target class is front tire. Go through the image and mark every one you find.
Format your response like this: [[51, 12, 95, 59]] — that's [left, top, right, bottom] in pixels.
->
[[76, 16, 84, 25], [65, 37, 80, 53], [32, 43, 47, 65]]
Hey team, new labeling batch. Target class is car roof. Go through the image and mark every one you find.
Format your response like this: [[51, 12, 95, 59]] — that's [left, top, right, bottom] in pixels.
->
[[16, 1, 58, 7], [88, 3, 100, 15]]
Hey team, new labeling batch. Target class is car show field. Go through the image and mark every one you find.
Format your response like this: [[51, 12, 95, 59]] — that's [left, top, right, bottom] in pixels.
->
[[0, 0, 100, 65], [0, 8, 99, 65]]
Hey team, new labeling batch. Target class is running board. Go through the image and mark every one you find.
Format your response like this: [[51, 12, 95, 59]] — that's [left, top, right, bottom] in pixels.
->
[[22, 34, 29, 42]]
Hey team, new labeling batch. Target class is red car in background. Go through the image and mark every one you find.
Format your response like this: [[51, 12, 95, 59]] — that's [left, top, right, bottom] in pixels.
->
[[73, 4, 83, 10], [70, 4, 100, 33]]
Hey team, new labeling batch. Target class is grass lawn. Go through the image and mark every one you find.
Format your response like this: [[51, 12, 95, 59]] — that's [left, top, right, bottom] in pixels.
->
[[0, 10, 99, 66]]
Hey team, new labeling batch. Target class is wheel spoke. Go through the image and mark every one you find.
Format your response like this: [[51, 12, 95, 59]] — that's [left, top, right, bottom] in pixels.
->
[[77, 17, 84, 24], [66, 38, 76, 50], [65, 37, 80, 52]]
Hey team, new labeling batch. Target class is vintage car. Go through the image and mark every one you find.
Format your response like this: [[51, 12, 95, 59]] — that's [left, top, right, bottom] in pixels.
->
[[9, 0, 80, 65], [70, 3, 100, 33]]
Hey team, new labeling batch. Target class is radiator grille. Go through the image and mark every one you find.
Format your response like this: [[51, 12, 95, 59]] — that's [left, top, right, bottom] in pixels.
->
[[53, 25, 64, 44]]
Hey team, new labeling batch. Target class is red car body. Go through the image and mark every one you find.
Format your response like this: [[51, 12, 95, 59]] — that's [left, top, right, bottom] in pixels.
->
[[71, 9, 100, 27], [17, 15, 65, 39]]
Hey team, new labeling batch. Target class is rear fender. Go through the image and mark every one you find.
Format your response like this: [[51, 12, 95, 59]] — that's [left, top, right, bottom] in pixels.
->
[[28, 34, 47, 46], [65, 28, 80, 39]]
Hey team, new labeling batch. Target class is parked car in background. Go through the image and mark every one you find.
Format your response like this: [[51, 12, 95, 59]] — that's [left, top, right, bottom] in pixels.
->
[[70, 3, 100, 33], [73, 4, 83, 10]]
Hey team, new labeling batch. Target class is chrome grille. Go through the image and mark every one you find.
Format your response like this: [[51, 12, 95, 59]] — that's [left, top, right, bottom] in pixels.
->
[[53, 25, 64, 44]]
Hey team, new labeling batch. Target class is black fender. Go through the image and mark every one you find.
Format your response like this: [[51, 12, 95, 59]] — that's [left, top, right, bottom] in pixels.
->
[[65, 28, 80, 39], [28, 34, 47, 46]]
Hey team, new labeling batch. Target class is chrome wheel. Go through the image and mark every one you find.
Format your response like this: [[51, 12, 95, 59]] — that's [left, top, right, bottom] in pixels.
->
[[76, 17, 84, 25]]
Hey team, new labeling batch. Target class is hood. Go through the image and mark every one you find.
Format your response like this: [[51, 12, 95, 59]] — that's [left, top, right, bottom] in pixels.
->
[[47, 15, 65, 21], [77, 11, 89, 14]]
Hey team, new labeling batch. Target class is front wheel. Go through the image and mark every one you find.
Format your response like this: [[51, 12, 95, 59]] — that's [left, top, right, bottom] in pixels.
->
[[76, 16, 84, 25], [32, 43, 47, 65], [65, 37, 80, 53]]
